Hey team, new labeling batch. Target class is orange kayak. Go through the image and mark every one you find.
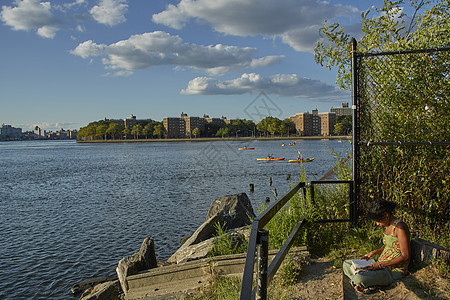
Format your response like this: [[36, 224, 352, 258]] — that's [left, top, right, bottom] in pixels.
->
[[257, 157, 285, 161]]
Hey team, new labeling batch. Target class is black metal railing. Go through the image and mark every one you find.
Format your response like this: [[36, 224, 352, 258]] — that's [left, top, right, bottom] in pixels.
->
[[239, 180, 355, 299]]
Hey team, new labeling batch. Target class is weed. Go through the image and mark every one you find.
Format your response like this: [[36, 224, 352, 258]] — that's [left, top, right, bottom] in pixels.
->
[[207, 222, 248, 257]]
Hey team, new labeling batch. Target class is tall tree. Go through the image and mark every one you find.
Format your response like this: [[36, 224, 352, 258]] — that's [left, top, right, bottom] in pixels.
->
[[192, 127, 200, 138], [123, 127, 131, 140], [315, 0, 449, 90], [96, 124, 108, 140], [143, 123, 154, 139], [153, 124, 164, 138], [131, 124, 143, 139], [106, 123, 121, 140]]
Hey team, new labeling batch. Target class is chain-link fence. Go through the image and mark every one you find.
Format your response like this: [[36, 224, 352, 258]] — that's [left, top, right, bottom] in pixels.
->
[[353, 41, 450, 236]]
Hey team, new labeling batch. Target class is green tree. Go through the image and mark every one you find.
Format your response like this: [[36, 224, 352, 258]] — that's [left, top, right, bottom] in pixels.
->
[[283, 119, 296, 136], [96, 124, 108, 140], [153, 124, 164, 138], [192, 127, 200, 138], [143, 123, 154, 139], [106, 123, 121, 140], [131, 124, 143, 139], [86, 125, 96, 140], [315, 0, 449, 90], [334, 116, 352, 135], [123, 127, 131, 139]]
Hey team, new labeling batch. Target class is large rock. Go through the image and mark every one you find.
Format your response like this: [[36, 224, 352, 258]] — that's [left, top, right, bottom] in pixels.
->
[[116, 237, 157, 295], [79, 280, 122, 300], [167, 193, 255, 264], [206, 193, 255, 229]]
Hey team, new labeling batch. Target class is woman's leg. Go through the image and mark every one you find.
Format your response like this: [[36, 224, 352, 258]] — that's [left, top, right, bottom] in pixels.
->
[[342, 260, 395, 288], [351, 268, 394, 288]]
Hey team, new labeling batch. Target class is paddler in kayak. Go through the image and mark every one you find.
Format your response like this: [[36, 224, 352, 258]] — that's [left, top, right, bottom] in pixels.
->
[[297, 150, 302, 160]]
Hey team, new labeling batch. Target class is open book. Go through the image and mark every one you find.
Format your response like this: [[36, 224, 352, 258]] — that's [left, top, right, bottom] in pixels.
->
[[350, 259, 375, 274]]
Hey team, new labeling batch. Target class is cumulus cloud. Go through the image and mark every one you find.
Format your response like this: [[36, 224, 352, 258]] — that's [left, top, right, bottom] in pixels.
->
[[1, 0, 60, 38], [152, 0, 359, 53], [70, 31, 283, 76], [70, 40, 106, 58], [90, 0, 128, 26], [181, 73, 349, 100]]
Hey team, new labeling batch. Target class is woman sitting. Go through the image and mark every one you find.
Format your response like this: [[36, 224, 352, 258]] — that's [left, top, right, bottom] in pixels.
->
[[343, 199, 410, 293]]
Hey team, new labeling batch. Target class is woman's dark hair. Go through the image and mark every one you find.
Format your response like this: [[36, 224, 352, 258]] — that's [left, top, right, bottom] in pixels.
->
[[367, 199, 397, 221]]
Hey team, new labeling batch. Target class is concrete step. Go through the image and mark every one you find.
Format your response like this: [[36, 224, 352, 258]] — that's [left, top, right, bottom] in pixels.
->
[[125, 246, 308, 299]]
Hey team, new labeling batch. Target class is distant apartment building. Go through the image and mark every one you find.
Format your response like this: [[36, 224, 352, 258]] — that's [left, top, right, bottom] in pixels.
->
[[182, 113, 205, 137], [33, 126, 46, 139], [290, 111, 320, 136], [290, 109, 336, 136], [124, 114, 137, 129], [331, 102, 352, 116], [0, 124, 22, 139], [203, 115, 230, 126], [163, 113, 231, 138], [318, 112, 337, 136], [163, 117, 186, 138]]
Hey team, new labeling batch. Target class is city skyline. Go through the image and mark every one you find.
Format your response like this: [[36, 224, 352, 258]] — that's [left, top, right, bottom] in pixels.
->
[[1, 0, 397, 131], [3, 101, 351, 132]]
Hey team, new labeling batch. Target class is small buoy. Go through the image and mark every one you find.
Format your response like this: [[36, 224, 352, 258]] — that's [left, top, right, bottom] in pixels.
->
[[249, 183, 254, 192]]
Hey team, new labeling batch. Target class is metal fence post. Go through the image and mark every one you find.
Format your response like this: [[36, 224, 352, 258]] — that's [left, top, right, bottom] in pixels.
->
[[256, 229, 269, 300], [351, 37, 359, 228]]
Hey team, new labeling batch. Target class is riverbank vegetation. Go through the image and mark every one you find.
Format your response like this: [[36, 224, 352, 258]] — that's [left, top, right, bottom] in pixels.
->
[[76, 116, 352, 141]]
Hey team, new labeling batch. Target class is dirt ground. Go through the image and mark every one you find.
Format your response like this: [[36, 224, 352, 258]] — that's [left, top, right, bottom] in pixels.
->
[[272, 257, 449, 300]]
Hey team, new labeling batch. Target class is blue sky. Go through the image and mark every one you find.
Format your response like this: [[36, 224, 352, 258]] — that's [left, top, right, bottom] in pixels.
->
[[1, 0, 383, 131]]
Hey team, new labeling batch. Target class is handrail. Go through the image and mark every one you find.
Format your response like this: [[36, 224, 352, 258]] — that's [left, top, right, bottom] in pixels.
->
[[239, 182, 305, 300], [240, 180, 355, 299]]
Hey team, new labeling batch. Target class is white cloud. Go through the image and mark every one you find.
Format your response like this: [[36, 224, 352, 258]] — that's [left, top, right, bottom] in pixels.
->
[[1, 0, 60, 38], [153, 0, 359, 53], [71, 31, 283, 76], [181, 73, 349, 100], [90, 0, 128, 26], [70, 40, 106, 58]]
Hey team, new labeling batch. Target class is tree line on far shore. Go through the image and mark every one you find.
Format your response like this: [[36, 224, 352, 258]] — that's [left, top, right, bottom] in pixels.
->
[[77, 116, 352, 140]]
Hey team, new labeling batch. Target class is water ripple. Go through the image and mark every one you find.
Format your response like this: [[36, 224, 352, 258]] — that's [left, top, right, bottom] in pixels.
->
[[0, 139, 349, 299]]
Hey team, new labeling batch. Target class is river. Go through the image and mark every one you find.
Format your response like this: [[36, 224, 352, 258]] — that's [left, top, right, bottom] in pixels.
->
[[0, 138, 350, 299]]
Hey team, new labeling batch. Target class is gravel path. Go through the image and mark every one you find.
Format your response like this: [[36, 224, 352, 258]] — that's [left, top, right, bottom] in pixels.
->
[[274, 258, 449, 300]]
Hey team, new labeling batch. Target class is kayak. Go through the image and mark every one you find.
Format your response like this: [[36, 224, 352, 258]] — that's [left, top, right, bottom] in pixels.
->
[[288, 158, 315, 163], [238, 147, 255, 150], [257, 157, 285, 161]]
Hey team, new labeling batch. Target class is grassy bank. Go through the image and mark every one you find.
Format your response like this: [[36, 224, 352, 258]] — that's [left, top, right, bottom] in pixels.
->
[[76, 136, 351, 143]]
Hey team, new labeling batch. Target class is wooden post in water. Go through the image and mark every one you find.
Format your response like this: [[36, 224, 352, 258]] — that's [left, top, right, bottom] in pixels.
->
[[250, 183, 254, 192]]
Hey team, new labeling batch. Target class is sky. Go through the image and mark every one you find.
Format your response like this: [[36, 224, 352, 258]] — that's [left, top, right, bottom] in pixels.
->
[[0, 0, 384, 131]]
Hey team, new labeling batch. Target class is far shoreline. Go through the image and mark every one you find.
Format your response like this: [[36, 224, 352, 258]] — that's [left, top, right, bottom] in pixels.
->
[[76, 135, 352, 143]]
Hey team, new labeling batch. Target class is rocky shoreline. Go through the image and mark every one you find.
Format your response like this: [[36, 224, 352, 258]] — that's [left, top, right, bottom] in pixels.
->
[[72, 193, 256, 299]]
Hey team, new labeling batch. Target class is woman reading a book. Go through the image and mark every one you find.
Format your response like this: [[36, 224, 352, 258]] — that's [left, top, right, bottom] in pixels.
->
[[343, 199, 411, 293]]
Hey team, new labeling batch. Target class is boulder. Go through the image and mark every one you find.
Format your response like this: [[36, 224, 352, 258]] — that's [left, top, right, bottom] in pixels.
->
[[79, 280, 122, 300], [71, 276, 116, 295], [116, 237, 157, 294], [168, 237, 217, 264], [206, 193, 255, 229], [167, 193, 255, 264]]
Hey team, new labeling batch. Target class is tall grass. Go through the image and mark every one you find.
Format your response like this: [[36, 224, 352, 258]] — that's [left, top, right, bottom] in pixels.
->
[[257, 146, 356, 255]]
